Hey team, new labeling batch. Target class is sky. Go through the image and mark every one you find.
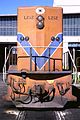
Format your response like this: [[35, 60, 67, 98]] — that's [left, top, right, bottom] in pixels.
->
[[0, 0, 53, 14]]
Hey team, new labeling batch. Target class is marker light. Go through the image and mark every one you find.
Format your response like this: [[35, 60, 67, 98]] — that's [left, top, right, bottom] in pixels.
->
[[20, 36, 24, 41], [47, 80, 54, 84], [25, 36, 29, 41], [56, 37, 60, 41], [51, 36, 55, 41]]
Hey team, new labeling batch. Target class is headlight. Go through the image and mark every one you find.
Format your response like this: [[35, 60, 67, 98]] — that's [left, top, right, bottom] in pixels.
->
[[36, 22, 44, 29], [36, 15, 44, 29], [37, 15, 44, 21]]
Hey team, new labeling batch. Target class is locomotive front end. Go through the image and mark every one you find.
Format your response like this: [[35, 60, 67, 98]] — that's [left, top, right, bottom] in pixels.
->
[[6, 6, 75, 109]]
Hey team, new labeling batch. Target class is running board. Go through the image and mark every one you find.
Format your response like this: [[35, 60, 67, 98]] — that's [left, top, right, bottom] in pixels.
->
[[8, 70, 72, 80], [15, 96, 68, 110]]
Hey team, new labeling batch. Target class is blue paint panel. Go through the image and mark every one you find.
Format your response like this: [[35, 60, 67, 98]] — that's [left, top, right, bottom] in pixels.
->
[[17, 33, 63, 69]]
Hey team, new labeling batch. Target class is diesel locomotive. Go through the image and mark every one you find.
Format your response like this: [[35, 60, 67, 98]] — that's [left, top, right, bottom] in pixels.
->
[[3, 6, 79, 109]]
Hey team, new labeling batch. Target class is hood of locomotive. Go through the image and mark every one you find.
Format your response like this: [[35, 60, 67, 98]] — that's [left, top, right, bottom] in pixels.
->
[[16, 6, 63, 94], [17, 6, 63, 72]]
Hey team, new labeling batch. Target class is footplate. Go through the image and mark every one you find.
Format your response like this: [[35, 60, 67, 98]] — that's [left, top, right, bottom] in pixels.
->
[[15, 96, 68, 110]]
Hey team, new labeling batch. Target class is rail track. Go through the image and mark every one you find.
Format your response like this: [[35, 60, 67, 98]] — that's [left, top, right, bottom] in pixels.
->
[[16, 111, 27, 120], [15, 108, 80, 120], [0, 73, 80, 120]]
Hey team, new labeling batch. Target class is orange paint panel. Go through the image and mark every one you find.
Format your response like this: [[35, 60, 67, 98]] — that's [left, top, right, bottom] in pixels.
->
[[17, 7, 63, 71]]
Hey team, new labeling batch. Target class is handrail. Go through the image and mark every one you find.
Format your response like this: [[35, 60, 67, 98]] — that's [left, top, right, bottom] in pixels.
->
[[3, 46, 78, 84], [3, 46, 17, 83], [17, 55, 62, 60], [68, 49, 78, 83], [3, 47, 12, 83]]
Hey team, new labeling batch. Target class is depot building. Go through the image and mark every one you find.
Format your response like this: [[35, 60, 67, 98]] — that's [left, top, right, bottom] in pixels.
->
[[54, 0, 80, 73]]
